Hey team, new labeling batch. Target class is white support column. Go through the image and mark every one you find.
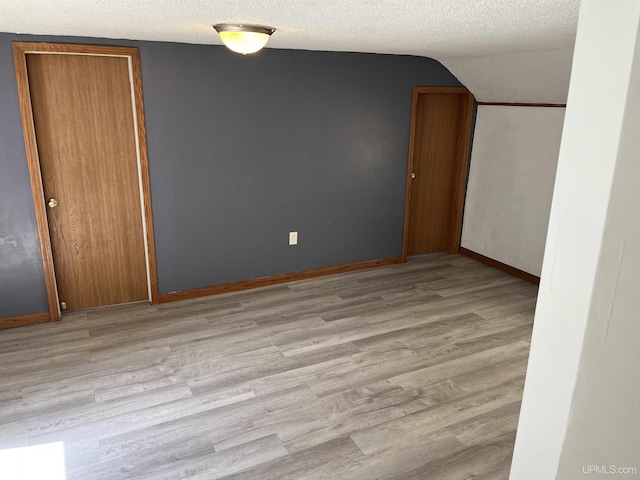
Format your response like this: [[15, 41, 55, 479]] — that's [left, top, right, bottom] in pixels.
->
[[509, 1, 640, 479]]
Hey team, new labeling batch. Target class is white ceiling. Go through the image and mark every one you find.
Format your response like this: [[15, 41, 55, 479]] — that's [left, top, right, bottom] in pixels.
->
[[0, 0, 580, 102]]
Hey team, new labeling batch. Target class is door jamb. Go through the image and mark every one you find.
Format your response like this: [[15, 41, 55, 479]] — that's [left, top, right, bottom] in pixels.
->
[[401, 86, 476, 262], [12, 42, 159, 321]]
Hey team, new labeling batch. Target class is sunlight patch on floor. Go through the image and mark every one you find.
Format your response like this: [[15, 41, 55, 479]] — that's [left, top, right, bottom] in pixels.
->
[[0, 442, 66, 480]]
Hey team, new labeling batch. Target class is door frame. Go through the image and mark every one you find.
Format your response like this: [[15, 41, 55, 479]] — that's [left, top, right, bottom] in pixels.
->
[[13, 42, 159, 321], [401, 86, 476, 261]]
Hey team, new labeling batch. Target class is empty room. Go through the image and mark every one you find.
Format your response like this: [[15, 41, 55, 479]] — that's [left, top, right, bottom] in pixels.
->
[[0, 0, 638, 479]]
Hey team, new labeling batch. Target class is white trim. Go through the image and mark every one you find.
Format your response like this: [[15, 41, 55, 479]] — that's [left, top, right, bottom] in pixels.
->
[[21, 51, 131, 58], [126, 56, 153, 302]]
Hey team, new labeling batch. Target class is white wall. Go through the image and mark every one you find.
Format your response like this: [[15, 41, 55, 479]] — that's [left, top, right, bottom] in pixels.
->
[[510, 1, 640, 478], [442, 48, 574, 104], [461, 105, 564, 276], [557, 33, 639, 473]]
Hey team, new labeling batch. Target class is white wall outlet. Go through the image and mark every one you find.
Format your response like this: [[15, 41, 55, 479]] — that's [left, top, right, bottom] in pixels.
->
[[289, 231, 298, 245]]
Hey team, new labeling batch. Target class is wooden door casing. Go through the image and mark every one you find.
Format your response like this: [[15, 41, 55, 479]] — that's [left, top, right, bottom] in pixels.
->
[[26, 53, 147, 311], [402, 87, 475, 259]]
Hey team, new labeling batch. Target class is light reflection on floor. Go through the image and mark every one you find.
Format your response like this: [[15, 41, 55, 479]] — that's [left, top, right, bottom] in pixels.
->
[[0, 442, 66, 480]]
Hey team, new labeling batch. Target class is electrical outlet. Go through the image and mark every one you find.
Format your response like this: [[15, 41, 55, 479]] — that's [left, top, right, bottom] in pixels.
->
[[289, 231, 298, 245]]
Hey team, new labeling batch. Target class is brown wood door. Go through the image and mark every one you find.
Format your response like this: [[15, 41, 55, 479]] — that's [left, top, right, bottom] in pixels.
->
[[406, 92, 464, 255], [26, 53, 148, 311]]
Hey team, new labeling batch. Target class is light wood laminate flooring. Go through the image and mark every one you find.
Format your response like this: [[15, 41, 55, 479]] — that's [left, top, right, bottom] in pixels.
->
[[0, 253, 537, 479]]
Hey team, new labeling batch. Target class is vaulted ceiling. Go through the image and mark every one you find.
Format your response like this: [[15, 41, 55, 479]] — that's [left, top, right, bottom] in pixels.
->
[[0, 0, 580, 102]]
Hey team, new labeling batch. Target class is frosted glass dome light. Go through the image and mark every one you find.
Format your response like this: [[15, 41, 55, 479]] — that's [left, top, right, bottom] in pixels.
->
[[213, 24, 276, 55]]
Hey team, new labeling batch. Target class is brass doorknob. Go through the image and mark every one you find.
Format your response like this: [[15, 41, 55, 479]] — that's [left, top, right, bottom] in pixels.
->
[[47, 198, 58, 208], [411, 172, 416, 179]]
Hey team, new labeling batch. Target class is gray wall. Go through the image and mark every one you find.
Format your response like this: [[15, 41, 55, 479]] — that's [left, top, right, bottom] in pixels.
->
[[0, 32, 462, 317]]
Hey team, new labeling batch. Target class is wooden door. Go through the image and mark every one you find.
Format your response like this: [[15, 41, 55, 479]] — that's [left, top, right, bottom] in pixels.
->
[[26, 53, 148, 311], [404, 89, 474, 256]]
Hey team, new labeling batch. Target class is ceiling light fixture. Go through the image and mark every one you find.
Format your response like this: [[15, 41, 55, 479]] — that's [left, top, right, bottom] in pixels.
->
[[213, 24, 276, 55]]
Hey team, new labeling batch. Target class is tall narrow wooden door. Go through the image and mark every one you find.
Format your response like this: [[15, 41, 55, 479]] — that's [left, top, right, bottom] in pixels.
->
[[26, 53, 148, 311], [406, 91, 470, 255]]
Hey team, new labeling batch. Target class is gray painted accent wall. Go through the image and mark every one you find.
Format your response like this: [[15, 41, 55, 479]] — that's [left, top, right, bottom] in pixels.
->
[[0, 33, 462, 317], [0, 35, 49, 317]]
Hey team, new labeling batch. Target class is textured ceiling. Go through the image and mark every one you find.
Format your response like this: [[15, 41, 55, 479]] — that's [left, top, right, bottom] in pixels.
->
[[0, 0, 580, 102]]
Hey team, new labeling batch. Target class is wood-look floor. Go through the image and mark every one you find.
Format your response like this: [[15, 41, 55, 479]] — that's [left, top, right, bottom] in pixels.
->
[[0, 253, 537, 479]]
